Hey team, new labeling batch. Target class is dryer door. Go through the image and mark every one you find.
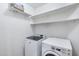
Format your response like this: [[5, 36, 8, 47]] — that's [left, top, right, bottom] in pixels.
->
[[43, 50, 60, 56]]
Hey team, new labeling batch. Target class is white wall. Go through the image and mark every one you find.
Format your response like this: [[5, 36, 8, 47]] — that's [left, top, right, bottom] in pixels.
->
[[0, 3, 33, 56], [32, 20, 79, 39], [68, 24, 79, 56]]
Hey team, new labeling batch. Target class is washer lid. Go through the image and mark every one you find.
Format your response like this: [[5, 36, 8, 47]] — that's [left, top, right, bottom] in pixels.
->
[[42, 38, 72, 49], [43, 50, 60, 56], [27, 35, 43, 41]]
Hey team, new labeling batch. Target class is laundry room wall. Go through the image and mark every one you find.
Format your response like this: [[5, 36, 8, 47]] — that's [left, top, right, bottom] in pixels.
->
[[32, 20, 79, 39], [68, 24, 79, 56], [0, 3, 33, 56]]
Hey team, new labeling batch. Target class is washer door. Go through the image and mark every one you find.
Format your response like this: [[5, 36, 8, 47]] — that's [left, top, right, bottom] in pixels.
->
[[43, 51, 60, 56]]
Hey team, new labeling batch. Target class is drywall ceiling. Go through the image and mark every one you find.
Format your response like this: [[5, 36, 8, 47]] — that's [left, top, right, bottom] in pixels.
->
[[27, 3, 46, 9]]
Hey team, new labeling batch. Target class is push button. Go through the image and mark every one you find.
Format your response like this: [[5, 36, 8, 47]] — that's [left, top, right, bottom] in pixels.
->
[[56, 48, 61, 51]]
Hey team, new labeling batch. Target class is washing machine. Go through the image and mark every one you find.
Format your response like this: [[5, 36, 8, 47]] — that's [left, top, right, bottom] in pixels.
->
[[42, 38, 72, 56], [25, 35, 44, 56]]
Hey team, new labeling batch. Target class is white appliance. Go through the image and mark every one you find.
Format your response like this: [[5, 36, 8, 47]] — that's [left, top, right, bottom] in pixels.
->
[[25, 35, 43, 56], [42, 38, 72, 56]]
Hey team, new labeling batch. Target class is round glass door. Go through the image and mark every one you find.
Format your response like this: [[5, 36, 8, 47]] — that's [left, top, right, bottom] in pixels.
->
[[43, 51, 60, 56], [45, 53, 56, 56]]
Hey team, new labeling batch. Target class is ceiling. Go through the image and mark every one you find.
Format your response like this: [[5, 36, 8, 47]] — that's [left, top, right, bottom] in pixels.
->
[[27, 3, 46, 9]]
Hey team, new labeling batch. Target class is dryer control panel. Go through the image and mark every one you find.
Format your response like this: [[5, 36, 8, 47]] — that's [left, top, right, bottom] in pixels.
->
[[51, 46, 72, 56]]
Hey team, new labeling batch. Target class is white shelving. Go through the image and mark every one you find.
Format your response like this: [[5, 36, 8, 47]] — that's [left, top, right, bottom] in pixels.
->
[[30, 18, 79, 25], [9, 3, 79, 24], [30, 3, 79, 25], [31, 3, 76, 18]]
